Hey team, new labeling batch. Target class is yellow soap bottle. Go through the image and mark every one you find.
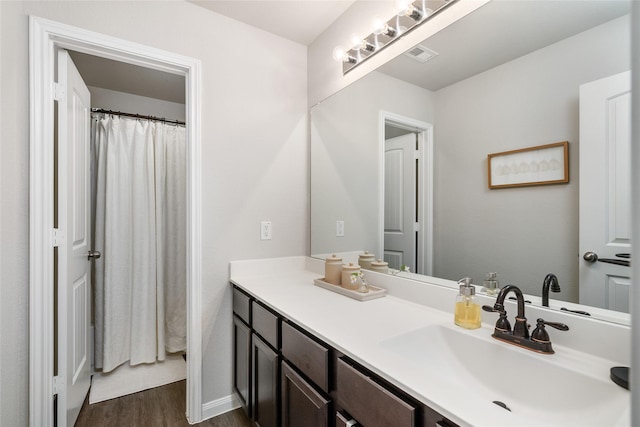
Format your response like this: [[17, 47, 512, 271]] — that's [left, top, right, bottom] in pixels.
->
[[454, 277, 481, 329]]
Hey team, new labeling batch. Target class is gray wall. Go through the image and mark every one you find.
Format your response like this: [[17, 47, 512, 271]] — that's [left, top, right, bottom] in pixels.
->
[[0, 1, 307, 425], [433, 15, 630, 298]]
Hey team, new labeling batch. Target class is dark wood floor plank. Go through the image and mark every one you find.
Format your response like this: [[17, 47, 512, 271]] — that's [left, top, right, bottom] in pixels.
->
[[75, 380, 252, 427]]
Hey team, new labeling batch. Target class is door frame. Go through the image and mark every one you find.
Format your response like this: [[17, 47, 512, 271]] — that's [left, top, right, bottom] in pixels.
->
[[29, 16, 203, 425], [378, 111, 433, 275]]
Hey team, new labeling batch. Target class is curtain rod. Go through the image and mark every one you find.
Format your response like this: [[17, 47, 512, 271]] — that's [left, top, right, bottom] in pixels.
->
[[91, 108, 185, 126]]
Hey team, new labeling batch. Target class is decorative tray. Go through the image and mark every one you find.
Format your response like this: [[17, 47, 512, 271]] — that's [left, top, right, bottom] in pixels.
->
[[313, 278, 386, 302]]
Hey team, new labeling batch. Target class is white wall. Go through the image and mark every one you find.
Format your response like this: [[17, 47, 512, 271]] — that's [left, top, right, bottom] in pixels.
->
[[311, 71, 434, 257], [0, 1, 307, 425], [88, 86, 186, 122], [307, 0, 488, 106], [433, 15, 630, 299]]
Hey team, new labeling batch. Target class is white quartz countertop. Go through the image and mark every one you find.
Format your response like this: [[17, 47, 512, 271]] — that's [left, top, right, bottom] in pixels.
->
[[230, 258, 630, 427]]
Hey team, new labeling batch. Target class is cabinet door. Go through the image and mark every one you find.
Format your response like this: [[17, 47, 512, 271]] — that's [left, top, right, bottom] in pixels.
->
[[252, 334, 279, 427], [233, 315, 252, 416], [281, 361, 330, 427]]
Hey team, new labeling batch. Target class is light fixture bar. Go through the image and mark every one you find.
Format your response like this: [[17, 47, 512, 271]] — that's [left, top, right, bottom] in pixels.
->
[[335, 0, 456, 74]]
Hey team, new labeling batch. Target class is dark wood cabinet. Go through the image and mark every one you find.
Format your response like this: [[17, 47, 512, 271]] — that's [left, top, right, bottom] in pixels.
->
[[232, 284, 459, 427], [281, 361, 330, 427], [233, 315, 252, 416], [251, 334, 279, 427]]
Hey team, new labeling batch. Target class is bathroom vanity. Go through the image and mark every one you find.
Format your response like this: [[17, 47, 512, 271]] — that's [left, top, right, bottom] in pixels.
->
[[230, 256, 630, 426]]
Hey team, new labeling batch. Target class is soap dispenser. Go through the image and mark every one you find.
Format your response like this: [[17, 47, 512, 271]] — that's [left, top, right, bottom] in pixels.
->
[[455, 277, 481, 329], [482, 272, 500, 296]]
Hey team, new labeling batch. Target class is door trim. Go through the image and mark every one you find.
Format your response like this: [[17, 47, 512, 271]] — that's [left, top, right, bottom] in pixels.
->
[[29, 16, 203, 425], [379, 111, 433, 275]]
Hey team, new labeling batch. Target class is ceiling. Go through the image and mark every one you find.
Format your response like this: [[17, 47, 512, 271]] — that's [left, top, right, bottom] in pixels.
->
[[189, 0, 356, 46], [68, 51, 186, 104], [377, 0, 631, 91]]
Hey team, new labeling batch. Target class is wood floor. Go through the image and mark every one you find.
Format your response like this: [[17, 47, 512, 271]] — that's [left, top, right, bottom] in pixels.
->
[[75, 380, 252, 427]]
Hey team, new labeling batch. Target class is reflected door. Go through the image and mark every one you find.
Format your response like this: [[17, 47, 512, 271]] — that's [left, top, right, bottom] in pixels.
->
[[579, 71, 631, 312], [384, 134, 417, 271]]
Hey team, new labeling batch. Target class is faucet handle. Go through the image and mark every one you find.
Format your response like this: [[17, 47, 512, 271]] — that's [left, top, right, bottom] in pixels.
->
[[482, 304, 499, 313], [482, 305, 512, 332], [532, 318, 569, 342], [482, 303, 505, 314]]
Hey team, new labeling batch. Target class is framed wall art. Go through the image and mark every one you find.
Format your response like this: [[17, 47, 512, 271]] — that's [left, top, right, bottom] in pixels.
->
[[488, 141, 569, 189]]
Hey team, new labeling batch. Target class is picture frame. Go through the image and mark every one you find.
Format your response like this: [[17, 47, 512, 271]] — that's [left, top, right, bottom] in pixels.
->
[[488, 141, 569, 189]]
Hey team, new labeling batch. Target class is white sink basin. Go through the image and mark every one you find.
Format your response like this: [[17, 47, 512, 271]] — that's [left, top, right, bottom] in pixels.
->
[[379, 324, 629, 426]]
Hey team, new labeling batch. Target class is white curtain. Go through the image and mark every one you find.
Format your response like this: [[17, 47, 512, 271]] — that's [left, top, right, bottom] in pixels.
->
[[91, 114, 186, 373]]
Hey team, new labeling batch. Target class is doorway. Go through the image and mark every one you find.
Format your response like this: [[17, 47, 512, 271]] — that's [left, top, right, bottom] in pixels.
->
[[379, 111, 433, 276], [63, 49, 188, 411], [29, 17, 203, 426]]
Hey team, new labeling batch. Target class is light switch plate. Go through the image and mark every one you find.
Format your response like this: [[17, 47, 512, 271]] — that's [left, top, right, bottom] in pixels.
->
[[261, 221, 272, 240], [336, 220, 345, 237]]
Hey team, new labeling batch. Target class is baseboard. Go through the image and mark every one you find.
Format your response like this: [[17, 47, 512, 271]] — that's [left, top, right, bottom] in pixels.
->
[[200, 393, 241, 421]]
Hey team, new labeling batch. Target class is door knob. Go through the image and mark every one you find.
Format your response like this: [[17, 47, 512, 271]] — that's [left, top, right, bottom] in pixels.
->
[[583, 251, 598, 263], [87, 250, 101, 260], [583, 251, 630, 267]]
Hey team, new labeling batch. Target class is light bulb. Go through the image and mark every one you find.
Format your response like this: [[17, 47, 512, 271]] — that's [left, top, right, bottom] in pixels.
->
[[372, 16, 386, 35], [332, 45, 346, 62], [351, 35, 363, 50], [372, 18, 397, 38], [394, 0, 412, 16], [332, 45, 357, 64], [396, 0, 423, 21]]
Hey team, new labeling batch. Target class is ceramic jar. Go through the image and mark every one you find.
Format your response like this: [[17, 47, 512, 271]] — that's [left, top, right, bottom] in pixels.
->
[[370, 259, 389, 274], [324, 254, 343, 285], [341, 262, 361, 291], [358, 251, 376, 270]]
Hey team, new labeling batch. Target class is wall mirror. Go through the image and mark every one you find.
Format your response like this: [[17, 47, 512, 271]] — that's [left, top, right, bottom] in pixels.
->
[[310, 0, 632, 324]]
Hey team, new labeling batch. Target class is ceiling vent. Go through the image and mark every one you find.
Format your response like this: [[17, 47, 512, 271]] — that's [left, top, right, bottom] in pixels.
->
[[404, 44, 438, 63]]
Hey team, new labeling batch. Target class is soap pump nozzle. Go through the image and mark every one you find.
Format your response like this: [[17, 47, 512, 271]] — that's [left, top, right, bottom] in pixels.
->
[[458, 277, 475, 296]]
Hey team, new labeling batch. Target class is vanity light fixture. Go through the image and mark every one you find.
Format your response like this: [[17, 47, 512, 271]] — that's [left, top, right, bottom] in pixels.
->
[[333, 0, 455, 74]]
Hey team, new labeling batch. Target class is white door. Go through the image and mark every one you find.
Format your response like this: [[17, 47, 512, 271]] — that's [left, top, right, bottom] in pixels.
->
[[579, 71, 631, 312], [384, 133, 417, 271], [57, 49, 92, 426]]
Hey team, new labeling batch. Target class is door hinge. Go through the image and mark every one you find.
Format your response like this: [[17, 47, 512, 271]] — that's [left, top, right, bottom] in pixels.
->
[[52, 375, 64, 396], [52, 228, 65, 247], [53, 82, 65, 102], [414, 222, 420, 232]]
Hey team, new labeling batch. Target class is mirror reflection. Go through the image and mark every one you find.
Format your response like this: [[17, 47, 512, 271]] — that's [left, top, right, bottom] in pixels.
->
[[310, 0, 631, 321]]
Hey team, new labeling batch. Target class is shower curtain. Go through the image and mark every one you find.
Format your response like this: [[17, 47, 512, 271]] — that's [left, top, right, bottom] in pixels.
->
[[91, 114, 187, 373]]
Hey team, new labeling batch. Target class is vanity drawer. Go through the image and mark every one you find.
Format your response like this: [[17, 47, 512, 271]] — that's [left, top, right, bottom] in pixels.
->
[[252, 300, 280, 349], [281, 321, 330, 393], [337, 357, 416, 427], [233, 286, 251, 325]]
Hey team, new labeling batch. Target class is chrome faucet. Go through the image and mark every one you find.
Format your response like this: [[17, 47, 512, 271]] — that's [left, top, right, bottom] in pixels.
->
[[541, 273, 561, 307], [483, 284, 569, 354]]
